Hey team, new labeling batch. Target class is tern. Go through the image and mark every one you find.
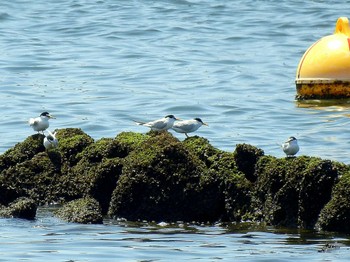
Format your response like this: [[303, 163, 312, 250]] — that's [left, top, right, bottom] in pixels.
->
[[29, 112, 55, 133], [172, 118, 208, 137], [282, 136, 299, 157], [43, 130, 58, 150], [133, 115, 179, 131]]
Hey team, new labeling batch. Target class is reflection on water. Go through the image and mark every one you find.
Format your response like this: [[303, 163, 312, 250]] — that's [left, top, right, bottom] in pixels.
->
[[1, 207, 350, 261], [296, 98, 350, 110]]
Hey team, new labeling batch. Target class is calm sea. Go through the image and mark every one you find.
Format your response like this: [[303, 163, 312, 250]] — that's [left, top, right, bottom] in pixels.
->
[[1, 0, 350, 260]]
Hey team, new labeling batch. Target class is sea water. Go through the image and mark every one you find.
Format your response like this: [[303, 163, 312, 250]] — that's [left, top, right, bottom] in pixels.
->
[[1, 0, 350, 260]]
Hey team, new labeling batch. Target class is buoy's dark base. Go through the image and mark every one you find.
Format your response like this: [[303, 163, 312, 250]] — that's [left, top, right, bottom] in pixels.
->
[[296, 81, 350, 100]]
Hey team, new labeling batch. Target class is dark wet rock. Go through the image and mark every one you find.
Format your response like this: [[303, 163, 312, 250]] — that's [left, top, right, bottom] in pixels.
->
[[56, 128, 94, 170], [0, 152, 61, 205], [0, 184, 19, 206], [1, 129, 350, 232], [317, 172, 350, 233], [108, 133, 231, 222], [251, 156, 347, 228], [0, 128, 95, 206], [55, 197, 103, 224], [0, 197, 37, 220], [69, 138, 124, 213], [233, 143, 264, 182], [318, 242, 343, 253], [0, 134, 45, 173]]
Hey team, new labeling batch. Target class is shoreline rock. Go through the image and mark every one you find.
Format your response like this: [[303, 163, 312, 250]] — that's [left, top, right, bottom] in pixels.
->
[[0, 128, 349, 232]]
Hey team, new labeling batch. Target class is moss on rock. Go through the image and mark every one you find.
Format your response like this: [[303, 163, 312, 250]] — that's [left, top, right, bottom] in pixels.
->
[[109, 132, 232, 222], [317, 172, 350, 232], [68, 142, 123, 214], [0, 134, 45, 173], [251, 156, 348, 228], [56, 128, 94, 169], [115, 132, 150, 153], [0, 197, 37, 220], [0, 152, 61, 205], [233, 143, 264, 182], [2, 128, 350, 231], [55, 197, 103, 224]]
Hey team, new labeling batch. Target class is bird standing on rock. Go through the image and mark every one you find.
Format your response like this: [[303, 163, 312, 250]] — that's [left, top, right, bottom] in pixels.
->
[[172, 118, 208, 137], [43, 130, 58, 150], [29, 112, 55, 133], [133, 115, 179, 131], [282, 136, 299, 157]]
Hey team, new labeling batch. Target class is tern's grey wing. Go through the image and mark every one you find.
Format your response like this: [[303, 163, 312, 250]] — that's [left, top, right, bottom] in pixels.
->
[[29, 118, 39, 126], [147, 119, 167, 130], [173, 121, 197, 133]]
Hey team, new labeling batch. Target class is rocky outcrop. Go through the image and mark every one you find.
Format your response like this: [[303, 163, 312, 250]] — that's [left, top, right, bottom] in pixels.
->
[[316, 172, 350, 232], [55, 197, 103, 224], [0, 197, 37, 220], [1, 128, 350, 232]]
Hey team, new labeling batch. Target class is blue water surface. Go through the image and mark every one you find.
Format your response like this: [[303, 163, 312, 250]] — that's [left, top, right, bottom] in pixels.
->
[[1, 0, 350, 162], [1, 0, 350, 261], [1, 207, 350, 261]]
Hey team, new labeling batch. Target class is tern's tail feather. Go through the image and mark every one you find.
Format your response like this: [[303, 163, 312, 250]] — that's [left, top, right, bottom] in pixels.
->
[[133, 120, 146, 125]]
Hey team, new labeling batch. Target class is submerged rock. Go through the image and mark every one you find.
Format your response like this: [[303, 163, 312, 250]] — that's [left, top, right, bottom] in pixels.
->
[[0, 197, 37, 220], [55, 197, 103, 224]]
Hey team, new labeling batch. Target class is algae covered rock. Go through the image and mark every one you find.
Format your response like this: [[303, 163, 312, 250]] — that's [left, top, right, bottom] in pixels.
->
[[251, 156, 348, 228], [182, 136, 220, 166], [194, 142, 252, 222], [0, 152, 61, 205], [233, 143, 264, 182], [68, 138, 124, 213], [317, 172, 350, 233], [115, 131, 150, 153], [55, 197, 103, 224], [0, 134, 45, 172], [3, 127, 350, 231], [108, 132, 230, 222], [0, 197, 37, 220], [56, 128, 94, 168]]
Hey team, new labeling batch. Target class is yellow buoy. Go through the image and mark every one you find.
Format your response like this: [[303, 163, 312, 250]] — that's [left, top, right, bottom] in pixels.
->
[[296, 17, 350, 100]]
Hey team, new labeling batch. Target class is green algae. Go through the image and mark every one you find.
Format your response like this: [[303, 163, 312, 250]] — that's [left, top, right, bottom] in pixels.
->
[[317, 171, 350, 233], [108, 132, 251, 223], [108, 132, 209, 222], [251, 155, 349, 228], [115, 131, 150, 152], [0, 197, 37, 220], [0, 152, 61, 205], [0, 134, 45, 173], [233, 143, 264, 182], [1, 128, 350, 232], [56, 128, 94, 168], [55, 197, 103, 224]]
